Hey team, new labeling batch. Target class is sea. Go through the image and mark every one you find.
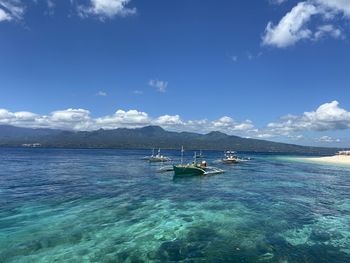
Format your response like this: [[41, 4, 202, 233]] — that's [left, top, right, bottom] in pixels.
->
[[0, 148, 349, 263]]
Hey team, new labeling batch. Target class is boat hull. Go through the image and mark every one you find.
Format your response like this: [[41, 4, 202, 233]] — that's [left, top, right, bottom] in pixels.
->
[[222, 159, 239, 164], [173, 165, 205, 176], [149, 158, 169, 162]]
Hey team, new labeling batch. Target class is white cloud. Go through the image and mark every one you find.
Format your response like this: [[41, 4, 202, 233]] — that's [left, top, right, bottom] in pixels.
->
[[133, 90, 143, 95], [51, 109, 90, 122], [247, 52, 254, 60], [262, 0, 350, 47], [212, 116, 254, 132], [317, 135, 341, 143], [288, 134, 304, 140], [152, 115, 255, 135], [316, 0, 350, 18], [0, 7, 11, 21], [269, 0, 288, 5], [0, 0, 25, 22], [50, 109, 93, 130], [314, 24, 343, 40], [0, 109, 14, 122], [257, 133, 275, 139], [247, 51, 263, 60], [78, 0, 136, 20], [45, 0, 55, 15], [267, 101, 350, 134], [262, 2, 319, 48], [0, 108, 93, 130], [149, 79, 168, 93], [96, 91, 107, 96], [233, 121, 255, 131], [154, 115, 183, 127], [14, 111, 38, 121], [0, 0, 136, 23], [95, 109, 150, 129]]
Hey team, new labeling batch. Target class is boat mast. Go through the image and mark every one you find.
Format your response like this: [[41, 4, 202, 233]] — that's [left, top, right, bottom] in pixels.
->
[[193, 151, 199, 164], [181, 146, 184, 164]]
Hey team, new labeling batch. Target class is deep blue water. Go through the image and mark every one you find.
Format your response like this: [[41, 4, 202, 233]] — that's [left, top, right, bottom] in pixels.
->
[[0, 148, 350, 263]]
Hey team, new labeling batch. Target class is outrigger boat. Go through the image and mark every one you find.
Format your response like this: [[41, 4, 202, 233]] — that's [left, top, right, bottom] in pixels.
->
[[143, 148, 171, 162], [173, 163, 207, 176], [222, 150, 239, 164], [194, 150, 204, 159], [173, 147, 224, 176]]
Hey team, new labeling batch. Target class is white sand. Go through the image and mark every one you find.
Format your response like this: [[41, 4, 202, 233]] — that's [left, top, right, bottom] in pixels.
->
[[300, 155, 350, 166]]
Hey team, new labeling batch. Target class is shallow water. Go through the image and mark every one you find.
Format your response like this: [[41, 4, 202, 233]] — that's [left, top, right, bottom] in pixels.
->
[[0, 148, 350, 263]]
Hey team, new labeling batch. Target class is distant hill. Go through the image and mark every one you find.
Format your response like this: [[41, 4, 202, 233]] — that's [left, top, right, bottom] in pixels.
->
[[0, 125, 62, 141], [0, 124, 340, 154]]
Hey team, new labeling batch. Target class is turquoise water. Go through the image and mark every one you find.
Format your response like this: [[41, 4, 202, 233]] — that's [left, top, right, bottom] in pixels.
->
[[1, 148, 350, 263]]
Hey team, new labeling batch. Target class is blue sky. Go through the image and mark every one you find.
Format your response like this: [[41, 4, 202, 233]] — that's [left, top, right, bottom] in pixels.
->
[[1, 0, 350, 147]]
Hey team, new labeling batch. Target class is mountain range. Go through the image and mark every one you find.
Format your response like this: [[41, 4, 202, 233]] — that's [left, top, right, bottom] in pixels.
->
[[0, 124, 341, 154]]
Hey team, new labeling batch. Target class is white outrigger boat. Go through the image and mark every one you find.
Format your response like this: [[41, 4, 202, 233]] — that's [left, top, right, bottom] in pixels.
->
[[143, 148, 171, 162], [194, 150, 204, 159], [221, 151, 239, 164]]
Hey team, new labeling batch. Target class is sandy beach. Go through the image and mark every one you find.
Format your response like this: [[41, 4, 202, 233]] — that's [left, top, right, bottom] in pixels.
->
[[299, 155, 350, 166]]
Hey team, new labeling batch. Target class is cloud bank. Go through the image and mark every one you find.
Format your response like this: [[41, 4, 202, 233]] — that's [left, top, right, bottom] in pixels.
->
[[0, 101, 349, 145], [0, 107, 255, 135]]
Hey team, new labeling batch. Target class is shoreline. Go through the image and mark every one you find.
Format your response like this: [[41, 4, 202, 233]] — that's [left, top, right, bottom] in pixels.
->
[[297, 155, 350, 166]]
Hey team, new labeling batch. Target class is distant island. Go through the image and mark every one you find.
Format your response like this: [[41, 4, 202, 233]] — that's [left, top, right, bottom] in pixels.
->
[[0, 124, 342, 154]]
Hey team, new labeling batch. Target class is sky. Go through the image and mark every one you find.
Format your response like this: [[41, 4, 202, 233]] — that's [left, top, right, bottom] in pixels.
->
[[0, 0, 350, 147]]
